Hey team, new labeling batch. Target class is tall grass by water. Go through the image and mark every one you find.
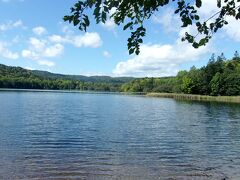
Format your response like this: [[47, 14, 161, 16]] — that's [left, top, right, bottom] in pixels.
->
[[147, 93, 240, 103]]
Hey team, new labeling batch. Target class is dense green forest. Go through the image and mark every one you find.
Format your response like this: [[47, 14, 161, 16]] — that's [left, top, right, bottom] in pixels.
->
[[122, 52, 240, 96], [1, 52, 240, 96]]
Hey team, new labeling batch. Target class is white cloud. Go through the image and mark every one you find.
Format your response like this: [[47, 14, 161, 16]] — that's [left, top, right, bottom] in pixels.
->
[[29, 37, 46, 51], [37, 60, 55, 67], [0, 41, 19, 59], [43, 43, 64, 57], [103, 50, 111, 58], [0, 20, 24, 31], [198, 0, 218, 19], [22, 49, 55, 67], [48, 32, 102, 48], [22, 31, 101, 67], [113, 41, 210, 77], [25, 67, 34, 70], [27, 37, 64, 58], [152, 8, 180, 33], [32, 26, 47, 36], [71, 32, 102, 48], [101, 7, 117, 31], [22, 49, 38, 60], [48, 35, 64, 43], [101, 19, 116, 31], [22, 37, 64, 67], [61, 25, 74, 34], [223, 17, 240, 42]]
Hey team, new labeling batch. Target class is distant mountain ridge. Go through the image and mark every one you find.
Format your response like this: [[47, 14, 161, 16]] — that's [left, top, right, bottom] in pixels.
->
[[0, 64, 134, 84]]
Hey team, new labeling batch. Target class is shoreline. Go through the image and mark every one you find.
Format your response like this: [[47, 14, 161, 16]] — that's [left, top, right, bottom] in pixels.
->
[[1, 88, 240, 103], [0, 88, 121, 94], [0, 88, 146, 95]]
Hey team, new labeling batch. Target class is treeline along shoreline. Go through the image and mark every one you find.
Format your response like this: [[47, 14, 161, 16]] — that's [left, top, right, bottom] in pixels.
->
[[1, 52, 240, 102]]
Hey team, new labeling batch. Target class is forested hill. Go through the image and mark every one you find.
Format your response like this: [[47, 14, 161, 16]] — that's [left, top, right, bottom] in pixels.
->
[[32, 70, 133, 83], [0, 64, 134, 91], [0, 64, 133, 83]]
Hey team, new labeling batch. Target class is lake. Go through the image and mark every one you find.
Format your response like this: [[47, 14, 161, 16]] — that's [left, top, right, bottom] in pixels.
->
[[0, 91, 240, 180]]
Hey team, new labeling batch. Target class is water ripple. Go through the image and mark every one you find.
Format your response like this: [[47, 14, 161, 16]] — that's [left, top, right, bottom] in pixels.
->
[[0, 91, 240, 179]]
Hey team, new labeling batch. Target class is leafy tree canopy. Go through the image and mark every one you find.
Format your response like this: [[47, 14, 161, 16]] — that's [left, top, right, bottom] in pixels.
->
[[64, 0, 240, 55]]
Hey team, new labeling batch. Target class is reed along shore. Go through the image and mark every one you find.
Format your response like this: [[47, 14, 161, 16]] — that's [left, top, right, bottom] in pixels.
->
[[146, 93, 240, 104]]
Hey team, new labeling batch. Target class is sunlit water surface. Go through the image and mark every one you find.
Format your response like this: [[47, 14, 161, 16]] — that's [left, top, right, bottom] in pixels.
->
[[0, 91, 240, 180]]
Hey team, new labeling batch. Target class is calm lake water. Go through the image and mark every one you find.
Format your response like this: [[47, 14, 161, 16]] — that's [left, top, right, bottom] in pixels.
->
[[0, 91, 240, 180]]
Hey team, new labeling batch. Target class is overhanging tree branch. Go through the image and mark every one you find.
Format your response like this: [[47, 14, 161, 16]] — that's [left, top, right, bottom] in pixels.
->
[[64, 0, 240, 55]]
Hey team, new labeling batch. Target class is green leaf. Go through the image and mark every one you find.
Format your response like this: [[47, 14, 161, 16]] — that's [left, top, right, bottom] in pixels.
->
[[136, 49, 140, 55], [129, 48, 135, 55], [93, 7, 100, 17], [217, 0, 221, 8], [193, 42, 199, 48], [123, 22, 133, 30], [73, 17, 80, 26], [138, 39, 143, 43], [84, 15, 90, 26], [102, 12, 107, 23], [199, 38, 206, 46], [196, 22, 201, 27], [63, 16, 69, 22], [195, 15, 200, 20], [175, 9, 180, 14], [196, 0, 202, 8]]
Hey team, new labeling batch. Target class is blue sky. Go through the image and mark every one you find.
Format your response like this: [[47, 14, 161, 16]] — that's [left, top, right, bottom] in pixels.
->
[[0, 0, 240, 77]]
